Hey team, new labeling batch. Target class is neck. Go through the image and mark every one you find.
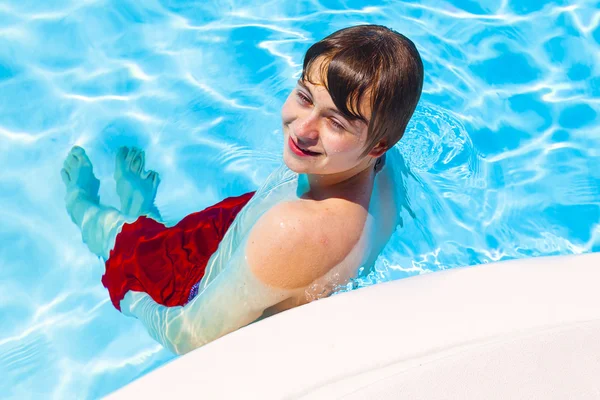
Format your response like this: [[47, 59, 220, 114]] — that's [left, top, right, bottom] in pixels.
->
[[305, 160, 376, 201]]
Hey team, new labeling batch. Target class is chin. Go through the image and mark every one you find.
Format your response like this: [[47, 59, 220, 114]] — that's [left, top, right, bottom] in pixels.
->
[[283, 150, 326, 174], [283, 152, 309, 173]]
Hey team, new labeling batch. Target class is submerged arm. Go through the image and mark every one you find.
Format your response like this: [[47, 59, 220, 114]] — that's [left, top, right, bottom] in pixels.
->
[[121, 247, 292, 355], [121, 201, 347, 355]]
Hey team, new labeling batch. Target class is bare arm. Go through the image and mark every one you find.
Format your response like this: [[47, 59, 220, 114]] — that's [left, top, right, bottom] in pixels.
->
[[120, 201, 356, 354], [121, 246, 292, 354]]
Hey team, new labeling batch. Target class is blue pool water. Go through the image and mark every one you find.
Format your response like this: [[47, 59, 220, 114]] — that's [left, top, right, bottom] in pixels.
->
[[0, 0, 599, 398]]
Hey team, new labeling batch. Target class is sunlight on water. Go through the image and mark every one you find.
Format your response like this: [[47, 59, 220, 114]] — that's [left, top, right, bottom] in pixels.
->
[[0, 0, 599, 398]]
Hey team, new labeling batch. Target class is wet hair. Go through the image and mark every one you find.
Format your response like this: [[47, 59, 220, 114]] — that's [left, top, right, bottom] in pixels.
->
[[301, 24, 424, 157]]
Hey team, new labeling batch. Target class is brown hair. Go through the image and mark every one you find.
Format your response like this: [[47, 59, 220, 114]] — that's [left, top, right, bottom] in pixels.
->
[[302, 25, 424, 157]]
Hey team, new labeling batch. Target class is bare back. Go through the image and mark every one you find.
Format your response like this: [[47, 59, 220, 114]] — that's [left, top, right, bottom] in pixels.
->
[[120, 149, 403, 354], [187, 148, 401, 326]]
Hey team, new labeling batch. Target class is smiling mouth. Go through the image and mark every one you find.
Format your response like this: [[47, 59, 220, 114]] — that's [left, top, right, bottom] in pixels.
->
[[289, 136, 320, 156]]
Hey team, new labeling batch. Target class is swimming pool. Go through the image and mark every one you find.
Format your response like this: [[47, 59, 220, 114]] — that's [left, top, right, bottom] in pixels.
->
[[0, 0, 598, 398]]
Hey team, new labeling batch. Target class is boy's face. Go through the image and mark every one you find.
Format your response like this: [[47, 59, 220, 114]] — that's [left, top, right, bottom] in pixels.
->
[[281, 63, 374, 176]]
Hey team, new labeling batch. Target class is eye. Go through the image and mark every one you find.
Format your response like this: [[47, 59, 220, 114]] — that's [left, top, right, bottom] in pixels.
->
[[329, 118, 345, 131], [296, 90, 311, 105]]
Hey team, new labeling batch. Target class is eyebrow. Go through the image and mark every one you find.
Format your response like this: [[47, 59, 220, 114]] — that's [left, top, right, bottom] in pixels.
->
[[296, 80, 368, 126]]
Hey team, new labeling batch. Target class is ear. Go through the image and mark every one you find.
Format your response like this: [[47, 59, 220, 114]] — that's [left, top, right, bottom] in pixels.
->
[[368, 141, 387, 158]]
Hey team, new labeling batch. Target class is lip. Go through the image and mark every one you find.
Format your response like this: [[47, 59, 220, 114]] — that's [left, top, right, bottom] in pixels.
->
[[288, 136, 319, 157]]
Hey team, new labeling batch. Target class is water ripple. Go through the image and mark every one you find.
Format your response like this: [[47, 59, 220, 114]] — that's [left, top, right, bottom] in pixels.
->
[[1, 0, 599, 398]]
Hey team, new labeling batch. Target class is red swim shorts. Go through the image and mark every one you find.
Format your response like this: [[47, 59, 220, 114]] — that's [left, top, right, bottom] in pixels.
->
[[102, 191, 254, 311]]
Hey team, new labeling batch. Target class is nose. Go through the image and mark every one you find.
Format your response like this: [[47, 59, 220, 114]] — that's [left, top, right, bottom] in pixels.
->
[[294, 111, 319, 142]]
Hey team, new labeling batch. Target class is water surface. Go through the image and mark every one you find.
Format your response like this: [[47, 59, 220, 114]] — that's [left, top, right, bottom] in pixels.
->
[[0, 0, 598, 398]]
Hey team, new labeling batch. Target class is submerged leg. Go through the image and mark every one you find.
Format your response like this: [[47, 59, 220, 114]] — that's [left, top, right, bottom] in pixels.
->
[[61, 146, 131, 260], [114, 146, 162, 221]]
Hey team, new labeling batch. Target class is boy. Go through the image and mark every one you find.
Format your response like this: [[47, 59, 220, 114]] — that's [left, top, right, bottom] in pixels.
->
[[62, 24, 423, 354]]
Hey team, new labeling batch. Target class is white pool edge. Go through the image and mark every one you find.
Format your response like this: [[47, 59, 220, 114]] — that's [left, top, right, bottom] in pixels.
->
[[108, 252, 600, 399]]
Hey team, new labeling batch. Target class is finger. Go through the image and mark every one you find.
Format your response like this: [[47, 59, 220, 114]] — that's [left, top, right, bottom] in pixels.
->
[[60, 168, 71, 184]]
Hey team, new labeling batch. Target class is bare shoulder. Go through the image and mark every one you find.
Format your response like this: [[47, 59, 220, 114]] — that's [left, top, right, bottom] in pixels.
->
[[246, 199, 368, 290]]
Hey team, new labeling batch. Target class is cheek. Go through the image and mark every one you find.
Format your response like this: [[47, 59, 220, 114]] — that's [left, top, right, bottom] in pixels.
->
[[281, 96, 296, 124], [323, 134, 364, 157]]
